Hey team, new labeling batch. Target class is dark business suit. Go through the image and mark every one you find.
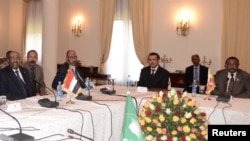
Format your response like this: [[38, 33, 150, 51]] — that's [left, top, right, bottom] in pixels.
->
[[52, 62, 85, 89], [211, 69, 250, 98], [138, 66, 170, 89], [0, 66, 35, 100], [184, 65, 208, 93]]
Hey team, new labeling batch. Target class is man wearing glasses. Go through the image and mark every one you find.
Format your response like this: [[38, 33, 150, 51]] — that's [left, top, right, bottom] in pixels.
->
[[52, 49, 85, 89]]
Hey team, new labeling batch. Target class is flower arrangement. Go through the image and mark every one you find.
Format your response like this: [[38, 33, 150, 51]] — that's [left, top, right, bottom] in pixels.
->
[[138, 89, 208, 141]]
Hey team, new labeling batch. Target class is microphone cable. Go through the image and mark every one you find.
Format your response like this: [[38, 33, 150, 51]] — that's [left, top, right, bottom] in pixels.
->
[[207, 101, 219, 122], [74, 109, 95, 141], [92, 100, 112, 141], [0, 126, 40, 132], [221, 102, 232, 125], [56, 107, 84, 140], [113, 94, 139, 114], [35, 134, 65, 141]]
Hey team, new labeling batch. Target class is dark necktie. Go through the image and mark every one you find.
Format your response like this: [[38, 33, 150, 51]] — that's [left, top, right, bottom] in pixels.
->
[[194, 67, 198, 81], [227, 73, 234, 95], [15, 70, 28, 96], [30, 67, 37, 93], [151, 69, 155, 77]]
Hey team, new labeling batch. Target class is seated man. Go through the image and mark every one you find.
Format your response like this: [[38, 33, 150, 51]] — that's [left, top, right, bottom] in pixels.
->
[[138, 52, 170, 90], [22, 50, 46, 95], [211, 56, 250, 98], [52, 49, 85, 90], [184, 54, 208, 93], [0, 51, 35, 100], [0, 50, 12, 70]]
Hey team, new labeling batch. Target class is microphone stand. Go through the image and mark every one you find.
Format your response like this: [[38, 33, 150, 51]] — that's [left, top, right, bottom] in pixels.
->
[[33, 80, 59, 108], [0, 108, 35, 141], [67, 129, 93, 141]]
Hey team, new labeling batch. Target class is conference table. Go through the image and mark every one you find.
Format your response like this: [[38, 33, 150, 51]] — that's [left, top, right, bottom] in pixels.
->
[[0, 85, 250, 141]]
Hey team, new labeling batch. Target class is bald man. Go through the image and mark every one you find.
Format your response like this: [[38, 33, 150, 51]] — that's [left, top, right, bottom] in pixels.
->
[[0, 51, 35, 100], [52, 50, 85, 89]]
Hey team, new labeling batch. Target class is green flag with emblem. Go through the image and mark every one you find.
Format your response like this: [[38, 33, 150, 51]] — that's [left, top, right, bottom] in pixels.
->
[[121, 91, 144, 141]]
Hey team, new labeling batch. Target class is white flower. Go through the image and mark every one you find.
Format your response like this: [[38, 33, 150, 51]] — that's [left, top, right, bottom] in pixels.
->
[[149, 103, 155, 110], [145, 135, 153, 140], [165, 108, 171, 115], [173, 137, 178, 141], [186, 136, 191, 141], [182, 91, 188, 98], [160, 135, 167, 140], [159, 91, 164, 97], [184, 112, 192, 119]]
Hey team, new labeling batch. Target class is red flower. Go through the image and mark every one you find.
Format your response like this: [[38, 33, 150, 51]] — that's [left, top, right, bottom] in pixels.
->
[[192, 113, 197, 118], [199, 134, 204, 139], [145, 109, 152, 116], [156, 107, 161, 113], [162, 93, 167, 99], [176, 110, 182, 117], [167, 135, 172, 141], [181, 136, 186, 141], [200, 112, 206, 117]]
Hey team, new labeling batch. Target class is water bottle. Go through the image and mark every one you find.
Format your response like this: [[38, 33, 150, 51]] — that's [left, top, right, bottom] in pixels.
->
[[85, 77, 90, 96], [56, 81, 63, 102], [191, 80, 197, 97], [127, 75, 132, 88]]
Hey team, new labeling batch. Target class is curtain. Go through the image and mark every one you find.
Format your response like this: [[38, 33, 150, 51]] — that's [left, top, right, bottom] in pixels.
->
[[130, 0, 152, 66], [222, 0, 250, 72], [99, 0, 116, 73], [104, 0, 143, 85], [23, 0, 42, 65]]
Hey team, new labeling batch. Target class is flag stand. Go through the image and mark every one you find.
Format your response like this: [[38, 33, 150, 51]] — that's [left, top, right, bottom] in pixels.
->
[[66, 95, 75, 104], [204, 94, 212, 100]]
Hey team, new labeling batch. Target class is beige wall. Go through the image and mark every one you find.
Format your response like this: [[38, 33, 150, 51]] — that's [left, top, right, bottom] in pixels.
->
[[0, 0, 222, 73]]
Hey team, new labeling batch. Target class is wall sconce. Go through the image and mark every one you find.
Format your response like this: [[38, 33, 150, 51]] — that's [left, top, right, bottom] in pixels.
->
[[161, 54, 172, 69], [201, 56, 212, 66], [176, 19, 190, 36], [72, 18, 82, 37]]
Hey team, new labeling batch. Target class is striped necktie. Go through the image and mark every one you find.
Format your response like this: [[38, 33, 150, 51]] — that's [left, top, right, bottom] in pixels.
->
[[15, 70, 28, 96], [227, 73, 234, 95]]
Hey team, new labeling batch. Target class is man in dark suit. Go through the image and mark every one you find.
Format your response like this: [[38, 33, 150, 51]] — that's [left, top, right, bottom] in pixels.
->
[[52, 49, 85, 89], [138, 52, 170, 90], [184, 54, 208, 93], [211, 56, 250, 98], [0, 51, 35, 100]]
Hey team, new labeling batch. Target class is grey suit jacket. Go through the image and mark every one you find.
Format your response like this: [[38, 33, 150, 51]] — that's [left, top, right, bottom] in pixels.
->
[[211, 69, 250, 98], [22, 62, 46, 95]]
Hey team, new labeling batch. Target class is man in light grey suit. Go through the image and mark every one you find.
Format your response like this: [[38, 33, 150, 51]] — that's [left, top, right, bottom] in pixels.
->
[[211, 56, 250, 98]]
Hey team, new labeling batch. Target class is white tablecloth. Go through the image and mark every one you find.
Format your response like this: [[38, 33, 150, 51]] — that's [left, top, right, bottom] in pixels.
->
[[0, 85, 249, 141]]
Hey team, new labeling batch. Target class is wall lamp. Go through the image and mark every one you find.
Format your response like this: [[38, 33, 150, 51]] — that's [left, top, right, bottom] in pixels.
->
[[72, 17, 82, 37], [176, 19, 190, 36]]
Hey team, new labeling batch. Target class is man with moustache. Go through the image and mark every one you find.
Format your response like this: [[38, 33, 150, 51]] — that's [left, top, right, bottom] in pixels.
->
[[0, 51, 35, 100], [52, 49, 85, 90], [211, 56, 250, 98], [138, 52, 170, 90], [22, 50, 46, 95]]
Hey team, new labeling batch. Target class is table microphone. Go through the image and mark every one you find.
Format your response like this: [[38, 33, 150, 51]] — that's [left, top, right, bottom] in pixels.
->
[[33, 80, 59, 108], [0, 108, 35, 141], [67, 129, 93, 141]]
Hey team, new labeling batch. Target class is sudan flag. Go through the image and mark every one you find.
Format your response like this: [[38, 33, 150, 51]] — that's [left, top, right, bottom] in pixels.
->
[[62, 68, 82, 97]]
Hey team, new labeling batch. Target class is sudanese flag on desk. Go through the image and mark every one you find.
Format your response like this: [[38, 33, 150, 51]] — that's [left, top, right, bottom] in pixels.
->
[[62, 68, 82, 97]]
